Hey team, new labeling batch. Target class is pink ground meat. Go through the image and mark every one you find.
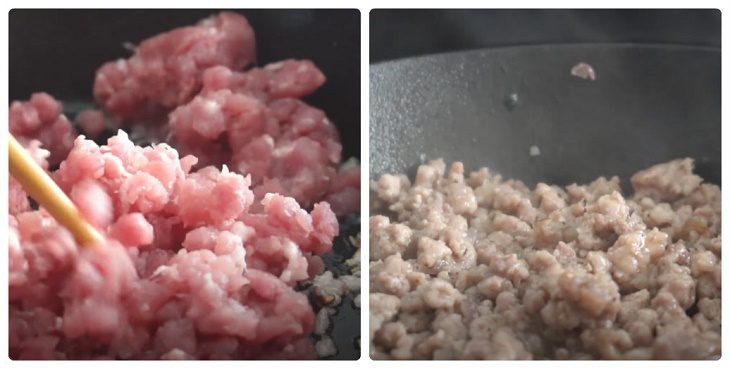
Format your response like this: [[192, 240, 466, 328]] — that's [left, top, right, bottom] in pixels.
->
[[168, 81, 343, 210], [370, 158, 720, 360], [75, 109, 107, 139], [9, 131, 339, 359], [9, 93, 77, 165], [93, 12, 255, 121], [89, 12, 359, 215], [323, 163, 361, 216]]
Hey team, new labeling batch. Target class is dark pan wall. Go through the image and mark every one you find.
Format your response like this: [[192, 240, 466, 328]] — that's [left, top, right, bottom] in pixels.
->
[[370, 9, 720, 63]]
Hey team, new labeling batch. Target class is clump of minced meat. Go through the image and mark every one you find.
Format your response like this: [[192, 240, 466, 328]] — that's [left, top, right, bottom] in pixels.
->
[[9, 132, 339, 359], [8, 11, 361, 360]]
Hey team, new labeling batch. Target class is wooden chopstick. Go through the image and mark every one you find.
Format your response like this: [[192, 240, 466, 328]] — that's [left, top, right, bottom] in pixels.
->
[[8, 134, 104, 247]]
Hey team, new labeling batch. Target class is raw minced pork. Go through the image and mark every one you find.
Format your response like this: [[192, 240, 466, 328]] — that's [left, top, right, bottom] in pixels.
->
[[370, 158, 720, 360], [167, 60, 356, 212], [9, 131, 339, 359], [89, 12, 359, 214], [93, 12, 256, 121], [74, 109, 107, 139], [168, 73, 339, 209], [9, 92, 76, 166]]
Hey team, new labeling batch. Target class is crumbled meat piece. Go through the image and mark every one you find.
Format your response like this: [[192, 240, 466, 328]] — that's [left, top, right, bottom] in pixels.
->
[[314, 308, 332, 335], [370, 293, 401, 339], [314, 337, 337, 357], [323, 162, 361, 216], [571, 62, 596, 80], [631, 159, 702, 202], [370, 158, 720, 360], [167, 74, 351, 212], [75, 109, 107, 138]]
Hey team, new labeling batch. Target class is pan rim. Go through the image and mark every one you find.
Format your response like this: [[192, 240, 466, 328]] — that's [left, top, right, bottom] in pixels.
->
[[370, 42, 720, 67]]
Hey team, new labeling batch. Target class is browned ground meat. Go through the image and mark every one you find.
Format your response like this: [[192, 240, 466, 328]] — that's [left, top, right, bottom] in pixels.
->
[[369, 158, 720, 360]]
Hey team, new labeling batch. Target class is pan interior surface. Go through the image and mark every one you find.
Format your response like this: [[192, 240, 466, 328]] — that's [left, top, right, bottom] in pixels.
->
[[370, 44, 720, 188]]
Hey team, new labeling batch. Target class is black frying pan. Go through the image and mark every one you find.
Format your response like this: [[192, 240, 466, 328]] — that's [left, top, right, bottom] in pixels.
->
[[370, 44, 721, 190], [9, 9, 360, 360]]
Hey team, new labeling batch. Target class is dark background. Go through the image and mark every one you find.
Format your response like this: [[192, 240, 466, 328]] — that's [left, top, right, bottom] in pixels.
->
[[370, 9, 721, 63], [9, 9, 361, 159]]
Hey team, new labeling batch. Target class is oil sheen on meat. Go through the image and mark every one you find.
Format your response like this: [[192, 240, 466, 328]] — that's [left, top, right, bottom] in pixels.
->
[[370, 158, 720, 360]]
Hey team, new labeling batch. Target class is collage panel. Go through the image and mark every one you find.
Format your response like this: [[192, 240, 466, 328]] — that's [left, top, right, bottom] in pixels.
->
[[8, 9, 360, 360], [2, 5, 726, 364], [369, 9, 721, 360]]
